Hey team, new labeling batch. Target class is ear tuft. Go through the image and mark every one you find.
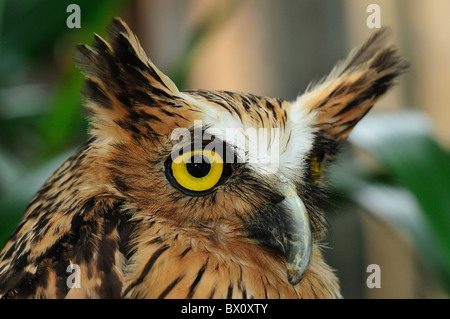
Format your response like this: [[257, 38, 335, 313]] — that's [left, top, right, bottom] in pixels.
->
[[291, 27, 409, 142], [73, 18, 183, 139]]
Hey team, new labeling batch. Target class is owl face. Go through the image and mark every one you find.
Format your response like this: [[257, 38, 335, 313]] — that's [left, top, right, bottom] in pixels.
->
[[99, 88, 319, 285], [75, 18, 407, 286], [162, 90, 321, 284]]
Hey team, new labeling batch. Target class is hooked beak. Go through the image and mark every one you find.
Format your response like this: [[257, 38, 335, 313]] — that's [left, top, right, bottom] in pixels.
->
[[244, 175, 312, 285]]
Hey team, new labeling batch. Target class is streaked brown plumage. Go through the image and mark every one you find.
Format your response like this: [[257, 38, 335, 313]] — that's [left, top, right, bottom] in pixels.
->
[[0, 18, 407, 299]]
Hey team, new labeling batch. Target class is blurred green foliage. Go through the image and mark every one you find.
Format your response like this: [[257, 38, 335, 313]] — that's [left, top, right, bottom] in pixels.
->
[[361, 131, 450, 293], [0, 0, 448, 297], [330, 112, 450, 294]]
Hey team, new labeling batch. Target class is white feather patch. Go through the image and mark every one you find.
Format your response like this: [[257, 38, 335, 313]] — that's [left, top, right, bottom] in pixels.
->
[[179, 92, 318, 180]]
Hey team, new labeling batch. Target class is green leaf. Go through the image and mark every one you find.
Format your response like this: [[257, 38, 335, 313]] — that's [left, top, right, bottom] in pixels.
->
[[348, 111, 450, 293]]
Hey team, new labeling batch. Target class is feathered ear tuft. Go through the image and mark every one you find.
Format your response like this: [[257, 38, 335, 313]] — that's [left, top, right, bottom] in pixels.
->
[[74, 18, 184, 140], [291, 27, 409, 142]]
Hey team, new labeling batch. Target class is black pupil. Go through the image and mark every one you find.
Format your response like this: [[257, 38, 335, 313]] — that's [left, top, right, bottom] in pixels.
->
[[186, 155, 211, 178]]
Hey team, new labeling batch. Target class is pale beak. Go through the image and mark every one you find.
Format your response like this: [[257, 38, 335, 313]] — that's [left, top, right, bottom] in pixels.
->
[[244, 174, 312, 285], [277, 175, 312, 285]]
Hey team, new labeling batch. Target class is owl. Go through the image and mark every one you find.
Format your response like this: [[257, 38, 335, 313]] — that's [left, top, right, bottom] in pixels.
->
[[0, 18, 407, 299]]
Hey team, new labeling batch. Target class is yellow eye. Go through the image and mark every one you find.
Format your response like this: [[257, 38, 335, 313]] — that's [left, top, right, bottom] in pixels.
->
[[310, 156, 322, 184], [168, 149, 224, 193]]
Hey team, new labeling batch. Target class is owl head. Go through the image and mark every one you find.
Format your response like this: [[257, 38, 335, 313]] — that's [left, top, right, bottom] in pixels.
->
[[74, 18, 407, 286]]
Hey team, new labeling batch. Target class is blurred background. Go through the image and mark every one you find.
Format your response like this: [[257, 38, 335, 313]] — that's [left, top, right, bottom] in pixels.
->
[[0, 0, 448, 298]]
